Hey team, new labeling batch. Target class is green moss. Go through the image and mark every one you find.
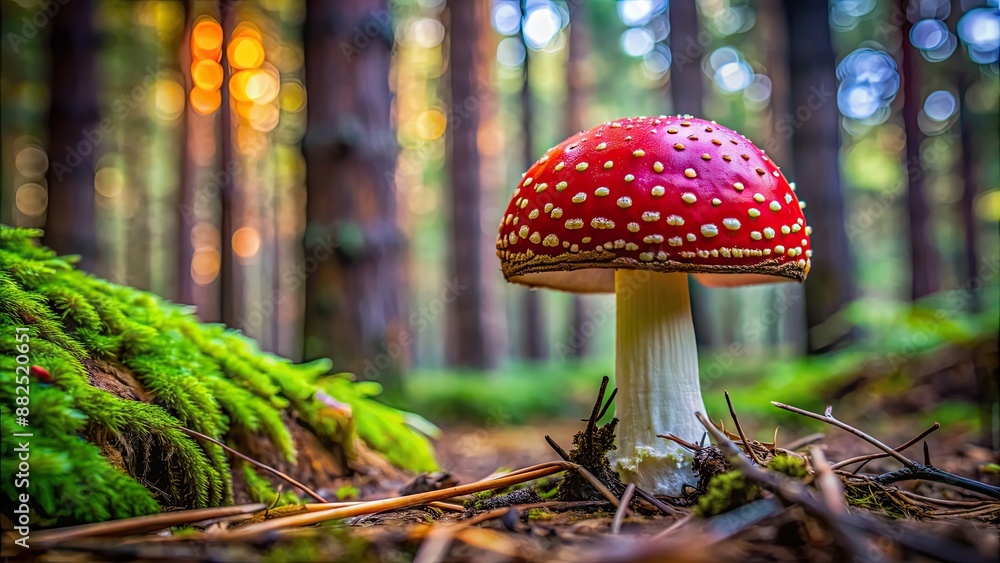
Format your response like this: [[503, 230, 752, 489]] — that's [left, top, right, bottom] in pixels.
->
[[526, 508, 554, 521], [693, 471, 761, 517], [768, 454, 809, 478], [0, 226, 436, 527]]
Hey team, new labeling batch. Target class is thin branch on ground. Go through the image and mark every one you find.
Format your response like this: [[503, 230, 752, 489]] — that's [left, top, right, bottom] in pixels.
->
[[177, 426, 328, 503], [725, 390, 763, 464], [772, 402, 1000, 499], [830, 422, 940, 471], [611, 484, 636, 534]]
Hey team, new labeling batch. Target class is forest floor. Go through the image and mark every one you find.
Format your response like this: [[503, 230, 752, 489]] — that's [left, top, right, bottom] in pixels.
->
[[12, 384, 998, 562]]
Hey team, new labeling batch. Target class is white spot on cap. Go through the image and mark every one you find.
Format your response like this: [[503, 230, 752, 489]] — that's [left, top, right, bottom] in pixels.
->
[[750, 231, 762, 240], [722, 218, 741, 230], [642, 211, 661, 222], [565, 219, 584, 230], [556, 181, 568, 191], [748, 208, 761, 218], [653, 161, 664, 173], [686, 233, 696, 242], [596, 142, 607, 150], [753, 193, 765, 203], [684, 168, 697, 179], [604, 161, 614, 169], [617, 196, 632, 208], [633, 149, 645, 157], [572, 192, 587, 204], [651, 186, 666, 197], [523, 177, 533, 187], [595, 187, 610, 197], [769, 201, 781, 212], [681, 193, 697, 204], [668, 236, 683, 246], [733, 182, 744, 191], [576, 162, 589, 171], [666, 215, 684, 226], [627, 222, 640, 233], [701, 224, 719, 237], [555, 162, 565, 171], [624, 174, 635, 182]]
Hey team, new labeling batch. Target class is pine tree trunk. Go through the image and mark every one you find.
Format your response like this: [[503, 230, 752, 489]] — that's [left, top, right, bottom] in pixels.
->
[[668, 0, 713, 349], [520, 50, 548, 361], [565, 0, 591, 358], [219, 1, 239, 327], [444, 0, 497, 369], [302, 0, 407, 389], [44, 0, 98, 271], [958, 79, 979, 311], [899, 3, 940, 299], [783, 0, 856, 348]]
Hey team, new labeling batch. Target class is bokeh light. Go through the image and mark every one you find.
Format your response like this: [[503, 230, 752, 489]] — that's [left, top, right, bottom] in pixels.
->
[[830, 0, 877, 32], [94, 167, 125, 198], [411, 18, 445, 48], [190, 87, 221, 115], [641, 45, 671, 80], [191, 247, 221, 285], [522, 3, 561, 50], [496, 36, 526, 68], [15, 183, 47, 216], [416, 109, 447, 140], [192, 17, 223, 61], [836, 48, 900, 122], [491, 1, 520, 35], [232, 226, 261, 259], [192, 59, 224, 90], [910, 19, 949, 50], [617, 0, 663, 27], [923, 90, 957, 121], [958, 8, 1000, 64], [154, 79, 185, 121], [707, 47, 754, 93], [621, 27, 655, 57], [244, 65, 280, 104], [14, 145, 48, 178], [228, 35, 265, 70], [279, 80, 306, 112]]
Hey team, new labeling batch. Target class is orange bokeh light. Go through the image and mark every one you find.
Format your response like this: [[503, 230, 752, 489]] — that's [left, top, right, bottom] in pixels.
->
[[191, 18, 223, 62], [229, 70, 253, 103], [232, 227, 261, 259], [227, 36, 265, 70], [191, 59, 224, 91], [231, 21, 263, 42], [244, 67, 279, 104], [190, 87, 221, 115]]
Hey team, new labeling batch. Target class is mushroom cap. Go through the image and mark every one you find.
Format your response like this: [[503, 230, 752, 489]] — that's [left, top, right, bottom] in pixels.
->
[[496, 116, 812, 293]]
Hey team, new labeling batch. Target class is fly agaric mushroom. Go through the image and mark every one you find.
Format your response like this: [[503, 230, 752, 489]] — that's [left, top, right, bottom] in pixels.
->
[[496, 115, 811, 495]]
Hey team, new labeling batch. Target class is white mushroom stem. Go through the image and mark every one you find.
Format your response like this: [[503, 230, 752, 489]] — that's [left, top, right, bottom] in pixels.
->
[[609, 269, 707, 496]]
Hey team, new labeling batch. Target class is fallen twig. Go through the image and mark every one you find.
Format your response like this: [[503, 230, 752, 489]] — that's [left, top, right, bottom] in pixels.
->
[[772, 402, 1000, 499], [10, 504, 266, 549], [177, 426, 328, 503], [725, 390, 763, 464], [611, 484, 636, 534], [830, 422, 940, 471]]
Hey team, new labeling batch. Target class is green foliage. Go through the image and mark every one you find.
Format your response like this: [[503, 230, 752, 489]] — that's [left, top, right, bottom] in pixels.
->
[[0, 226, 436, 527], [242, 465, 299, 507], [693, 470, 761, 517]]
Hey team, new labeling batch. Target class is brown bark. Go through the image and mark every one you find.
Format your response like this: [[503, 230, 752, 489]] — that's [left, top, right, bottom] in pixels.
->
[[176, 0, 220, 319], [219, 0, 239, 327], [44, 0, 98, 271], [783, 0, 856, 347], [302, 0, 407, 388], [565, 0, 591, 358], [520, 50, 547, 361], [443, 0, 497, 369], [900, 4, 940, 299], [957, 79, 979, 310]]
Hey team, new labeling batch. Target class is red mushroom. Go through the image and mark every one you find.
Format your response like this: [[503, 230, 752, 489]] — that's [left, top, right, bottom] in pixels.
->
[[496, 115, 810, 494]]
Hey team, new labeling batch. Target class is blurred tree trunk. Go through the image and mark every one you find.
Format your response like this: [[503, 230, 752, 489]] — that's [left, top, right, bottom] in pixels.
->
[[302, 0, 407, 388], [899, 4, 940, 299], [668, 0, 712, 348], [565, 0, 591, 358], [783, 0, 856, 350], [44, 0, 98, 271], [219, 1, 239, 327], [444, 0, 497, 370], [520, 49, 547, 361], [957, 79, 979, 311]]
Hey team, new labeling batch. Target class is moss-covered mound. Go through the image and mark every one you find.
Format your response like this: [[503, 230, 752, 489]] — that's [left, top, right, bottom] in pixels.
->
[[0, 226, 436, 527]]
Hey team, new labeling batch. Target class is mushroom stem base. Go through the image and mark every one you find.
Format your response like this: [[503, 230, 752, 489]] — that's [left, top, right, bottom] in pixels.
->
[[609, 270, 707, 496]]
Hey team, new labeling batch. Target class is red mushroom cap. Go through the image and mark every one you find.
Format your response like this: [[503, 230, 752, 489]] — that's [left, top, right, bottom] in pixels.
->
[[496, 116, 811, 292]]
